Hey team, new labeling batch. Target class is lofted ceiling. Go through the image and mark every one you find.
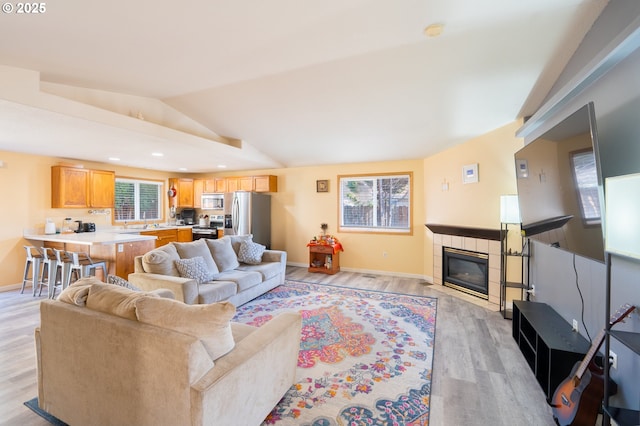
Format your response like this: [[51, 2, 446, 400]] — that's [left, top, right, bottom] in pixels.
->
[[0, 0, 607, 173]]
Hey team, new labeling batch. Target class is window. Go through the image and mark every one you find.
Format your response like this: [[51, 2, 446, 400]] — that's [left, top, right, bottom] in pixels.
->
[[114, 178, 163, 222], [570, 149, 601, 226], [339, 173, 411, 233]]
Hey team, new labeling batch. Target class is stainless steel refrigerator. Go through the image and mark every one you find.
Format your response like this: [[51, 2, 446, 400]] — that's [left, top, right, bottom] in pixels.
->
[[225, 191, 271, 248]]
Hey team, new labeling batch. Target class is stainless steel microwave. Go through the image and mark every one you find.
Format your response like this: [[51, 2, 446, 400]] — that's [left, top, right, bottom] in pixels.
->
[[201, 193, 224, 210]]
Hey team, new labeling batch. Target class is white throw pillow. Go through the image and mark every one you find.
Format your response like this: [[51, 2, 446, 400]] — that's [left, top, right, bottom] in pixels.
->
[[135, 297, 236, 361], [237, 239, 266, 265], [175, 256, 213, 284]]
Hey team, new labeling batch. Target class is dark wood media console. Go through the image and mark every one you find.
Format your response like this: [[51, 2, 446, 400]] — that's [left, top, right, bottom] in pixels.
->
[[512, 300, 592, 399]]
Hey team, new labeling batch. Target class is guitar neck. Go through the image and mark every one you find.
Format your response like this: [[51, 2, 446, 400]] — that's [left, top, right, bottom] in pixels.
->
[[574, 330, 606, 380]]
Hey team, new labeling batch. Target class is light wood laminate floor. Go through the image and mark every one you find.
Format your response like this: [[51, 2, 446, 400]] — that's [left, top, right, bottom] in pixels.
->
[[0, 267, 555, 425]]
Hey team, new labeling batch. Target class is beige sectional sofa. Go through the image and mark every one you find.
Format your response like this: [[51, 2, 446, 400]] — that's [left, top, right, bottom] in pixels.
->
[[36, 278, 302, 426], [128, 235, 286, 306]]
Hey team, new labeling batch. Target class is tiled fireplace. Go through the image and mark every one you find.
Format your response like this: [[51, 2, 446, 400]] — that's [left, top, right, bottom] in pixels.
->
[[426, 224, 501, 306]]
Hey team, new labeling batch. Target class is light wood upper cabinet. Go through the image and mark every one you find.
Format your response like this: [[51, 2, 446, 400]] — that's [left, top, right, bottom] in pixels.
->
[[203, 179, 217, 193], [193, 179, 203, 208], [51, 166, 115, 208], [239, 176, 254, 191], [214, 178, 227, 193], [89, 170, 115, 208], [254, 175, 278, 192], [169, 178, 194, 208], [226, 177, 239, 193]]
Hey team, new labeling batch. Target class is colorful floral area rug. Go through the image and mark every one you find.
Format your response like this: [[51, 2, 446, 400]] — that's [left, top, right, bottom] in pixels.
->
[[233, 280, 438, 426]]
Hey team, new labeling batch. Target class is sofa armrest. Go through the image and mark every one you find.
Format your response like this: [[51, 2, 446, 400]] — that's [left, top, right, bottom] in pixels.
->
[[190, 312, 302, 425], [262, 249, 286, 264], [128, 272, 199, 304]]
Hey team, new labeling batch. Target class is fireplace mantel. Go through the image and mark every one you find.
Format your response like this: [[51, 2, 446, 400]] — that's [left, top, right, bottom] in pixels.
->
[[425, 224, 503, 241]]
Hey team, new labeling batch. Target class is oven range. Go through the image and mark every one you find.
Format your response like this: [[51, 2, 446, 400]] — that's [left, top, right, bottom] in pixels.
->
[[191, 215, 224, 240]]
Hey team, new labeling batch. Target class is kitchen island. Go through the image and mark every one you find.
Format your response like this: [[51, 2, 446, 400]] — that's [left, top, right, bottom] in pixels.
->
[[24, 231, 158, 280]]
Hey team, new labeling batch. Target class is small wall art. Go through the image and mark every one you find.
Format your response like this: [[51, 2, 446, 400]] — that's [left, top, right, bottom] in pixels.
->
[[462, 163, 479, 184], [316, 179, 329, 192]]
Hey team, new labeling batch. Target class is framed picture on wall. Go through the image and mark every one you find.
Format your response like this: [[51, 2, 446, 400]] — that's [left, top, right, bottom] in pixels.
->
[[316, 180, 329, 192], [462, 164, 479, 184]]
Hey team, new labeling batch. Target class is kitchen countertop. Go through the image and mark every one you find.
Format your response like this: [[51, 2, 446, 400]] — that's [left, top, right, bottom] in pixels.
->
[[23, 231, 158, 246]]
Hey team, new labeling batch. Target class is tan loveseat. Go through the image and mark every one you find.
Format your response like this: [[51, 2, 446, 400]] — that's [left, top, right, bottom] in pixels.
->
[[128, 235, 286, 306], [36, 279, 302, 426]]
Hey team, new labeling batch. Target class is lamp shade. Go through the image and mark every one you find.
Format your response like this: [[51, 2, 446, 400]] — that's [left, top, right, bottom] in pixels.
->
[[500, 195, 521, 224], [605, 173, 640, 259]]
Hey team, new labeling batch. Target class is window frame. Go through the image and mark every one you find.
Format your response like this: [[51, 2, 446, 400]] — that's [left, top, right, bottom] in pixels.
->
[[113, 177, 164, 224], [338, 172, 412, 235], [569, 148, 601, 227]]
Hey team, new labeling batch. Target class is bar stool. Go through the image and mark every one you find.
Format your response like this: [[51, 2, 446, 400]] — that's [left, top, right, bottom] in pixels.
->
[[21, 246, 43, 296], [37, 247, 64, 299], [64, 251, 108, 286]]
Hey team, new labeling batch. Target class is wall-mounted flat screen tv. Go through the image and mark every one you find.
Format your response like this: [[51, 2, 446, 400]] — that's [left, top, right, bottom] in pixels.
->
[[515, 102, 605, 262]]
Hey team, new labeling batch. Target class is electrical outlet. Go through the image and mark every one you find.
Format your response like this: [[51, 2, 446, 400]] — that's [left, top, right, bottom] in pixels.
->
[[610, 350, 617, 369], [572, 319, 579, 332], [382, 251, 388, 258]]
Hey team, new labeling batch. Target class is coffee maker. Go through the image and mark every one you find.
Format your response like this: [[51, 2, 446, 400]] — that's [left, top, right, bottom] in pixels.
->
[[180, 209, 196, 225]]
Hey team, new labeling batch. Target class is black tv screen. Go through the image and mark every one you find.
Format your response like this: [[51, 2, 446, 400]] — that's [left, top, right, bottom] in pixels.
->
[[515, 102, 605, 262]]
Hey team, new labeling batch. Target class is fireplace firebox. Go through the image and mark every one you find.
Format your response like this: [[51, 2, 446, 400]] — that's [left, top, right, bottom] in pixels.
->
[[442, 247, 489, 299]]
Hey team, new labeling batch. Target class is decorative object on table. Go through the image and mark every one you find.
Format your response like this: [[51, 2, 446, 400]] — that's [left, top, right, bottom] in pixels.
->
[[316, 179, 329, 192], [320, 222, 328, 236], [234, 280, 437, 426], [462, 163, 479, 184]]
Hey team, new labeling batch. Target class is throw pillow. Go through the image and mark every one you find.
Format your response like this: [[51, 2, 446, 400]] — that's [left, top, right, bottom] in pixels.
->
[[175, 256, 213, 284], [205, 238, 240, 272], [107, 274, 141, 291], [57, 276, 102, 306], [86, 283, 155, 321], [174, 239, 219, 276], [237, 239, 266, 265], [135, 297, 236, 361], [226, 234, 254, 256], [141, 244, 181, 277]]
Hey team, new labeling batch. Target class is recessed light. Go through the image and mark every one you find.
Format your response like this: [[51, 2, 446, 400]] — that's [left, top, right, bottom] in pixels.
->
[[217, 164, 227, 168], [178, 167, 188, 171], [423, 23, 444, 38], [151, 152, 164, 157], [108, 157, 120, 161]]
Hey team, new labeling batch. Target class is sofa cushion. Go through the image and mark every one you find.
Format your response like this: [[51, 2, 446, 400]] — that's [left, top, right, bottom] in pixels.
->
[[206, 238, 240, 272], [174, 239, 219, 275], [86, 283, 155, 321], [236, 262, 282, 281], [142, 243, 181, 277], [237, 239, 266, 265], [175, 256, 213, 284], [57, 276, 102, 306], [214, 270, 263, 292], [197, 281, 238, 304], [135, 297, 236, 361]]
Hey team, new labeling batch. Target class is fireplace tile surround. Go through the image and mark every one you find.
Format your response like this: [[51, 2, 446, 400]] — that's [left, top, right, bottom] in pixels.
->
[[429, 226, 501, 306]]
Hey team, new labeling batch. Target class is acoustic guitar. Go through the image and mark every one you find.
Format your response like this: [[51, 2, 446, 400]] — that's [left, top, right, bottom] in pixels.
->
[[551, 303, 635, 426]]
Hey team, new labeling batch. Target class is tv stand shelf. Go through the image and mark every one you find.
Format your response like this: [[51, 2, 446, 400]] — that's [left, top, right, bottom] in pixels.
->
[[512, 301, 591, 399]]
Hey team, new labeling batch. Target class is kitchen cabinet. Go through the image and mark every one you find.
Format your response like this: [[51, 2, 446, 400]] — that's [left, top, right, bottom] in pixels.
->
[[226, 177, 239, 192], [169, 178, 194, 208], [193, 179, 203, 208], [141, 229, 179, 248], [177, 227, 193, 242], [203, 179, 217, 193], [51, 166, 115, 208], [214, 178, 227, 193], [238, 176, 253, 191], [254, 175, 277, 192], [89, 169, 115, 208]]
